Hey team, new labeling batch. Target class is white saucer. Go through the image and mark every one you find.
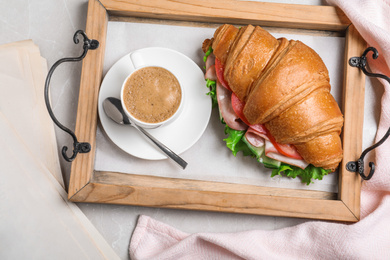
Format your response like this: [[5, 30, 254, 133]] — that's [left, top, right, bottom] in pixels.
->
[[98, 47, 212, 160]]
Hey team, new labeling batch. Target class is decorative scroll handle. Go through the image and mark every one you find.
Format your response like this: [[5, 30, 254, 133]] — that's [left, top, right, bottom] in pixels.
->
[[347, 47, 390, 180], [44, 30, 99, 162]]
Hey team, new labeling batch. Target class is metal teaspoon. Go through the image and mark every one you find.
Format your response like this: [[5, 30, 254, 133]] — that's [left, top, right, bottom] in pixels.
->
[[103, 97, 188, 169]]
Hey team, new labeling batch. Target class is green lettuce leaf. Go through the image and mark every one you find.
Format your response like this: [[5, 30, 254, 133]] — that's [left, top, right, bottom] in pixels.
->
[[203, 46, 213, 62], [271, 163, 331, 185], [206, 79, 218, 108], [223, 124, 254, 157], [203, 46, 218, 108]]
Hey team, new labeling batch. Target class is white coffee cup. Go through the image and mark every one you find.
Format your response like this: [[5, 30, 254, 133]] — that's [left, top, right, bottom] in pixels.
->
[[120, 52, 184, 129]]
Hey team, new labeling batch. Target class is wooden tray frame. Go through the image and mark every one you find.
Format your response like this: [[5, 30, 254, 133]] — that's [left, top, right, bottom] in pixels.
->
[[68, 0, 366, 222]]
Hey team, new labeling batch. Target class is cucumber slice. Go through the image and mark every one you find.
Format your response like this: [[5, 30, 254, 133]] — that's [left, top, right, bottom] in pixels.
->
[[242, 136, 264, 159], [259, 153, 281, 169]]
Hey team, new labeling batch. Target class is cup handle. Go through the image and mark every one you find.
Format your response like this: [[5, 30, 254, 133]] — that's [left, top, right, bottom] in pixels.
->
[[130, 52, 145, 69]]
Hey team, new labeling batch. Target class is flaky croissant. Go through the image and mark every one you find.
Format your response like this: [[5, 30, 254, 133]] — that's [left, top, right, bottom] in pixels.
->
[[203, 24, 343, 171]]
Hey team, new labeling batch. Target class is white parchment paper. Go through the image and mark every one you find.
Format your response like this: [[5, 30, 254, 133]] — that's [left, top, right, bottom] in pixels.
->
[[95, 21, 346, 193], [0, 40, 119, 260]]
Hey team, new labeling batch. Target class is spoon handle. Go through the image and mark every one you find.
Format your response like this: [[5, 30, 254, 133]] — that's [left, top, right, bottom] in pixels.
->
[[131, 124, 188, 169]]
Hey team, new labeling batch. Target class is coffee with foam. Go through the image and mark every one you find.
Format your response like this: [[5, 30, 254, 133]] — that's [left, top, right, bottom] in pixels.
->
[[122, 66, 182, 124]]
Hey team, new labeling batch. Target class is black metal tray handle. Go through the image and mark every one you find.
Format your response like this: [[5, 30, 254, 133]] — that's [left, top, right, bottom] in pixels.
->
[[347, 47, 390, 180], [44, 30, 99, 162]]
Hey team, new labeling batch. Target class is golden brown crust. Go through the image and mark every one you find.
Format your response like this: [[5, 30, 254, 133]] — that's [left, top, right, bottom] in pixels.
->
[[224, 26, 279, 101], [265, 88, 343, 144], [202, 38, 212, 53], [211, 24, 239, 65], [244, 41, 331, 125], [294, 132, 343, 171]]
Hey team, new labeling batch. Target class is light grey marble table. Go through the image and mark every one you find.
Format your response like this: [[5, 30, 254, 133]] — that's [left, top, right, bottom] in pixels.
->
[[1, 0, 381, 259]]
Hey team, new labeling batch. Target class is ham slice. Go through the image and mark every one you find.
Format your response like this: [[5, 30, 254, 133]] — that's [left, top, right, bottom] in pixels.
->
[[245, 129, 265, 147], [265, 140, 309, 169], [245, 126, 268, 147], [249, 124, 269, 140], [216, 80, 248, 131], [205, 53, 215, 71], [204, 64, 217, 81]]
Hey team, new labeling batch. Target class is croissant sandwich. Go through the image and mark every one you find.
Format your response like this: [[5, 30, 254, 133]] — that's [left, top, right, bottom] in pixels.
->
[[202, 24, 344, 184]]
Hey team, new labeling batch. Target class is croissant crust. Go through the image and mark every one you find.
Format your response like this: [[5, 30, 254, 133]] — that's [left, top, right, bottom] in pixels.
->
[[207, 24, 344, 171]]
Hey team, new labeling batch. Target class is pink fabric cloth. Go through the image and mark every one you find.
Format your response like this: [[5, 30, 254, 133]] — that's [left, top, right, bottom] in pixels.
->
[[129, 1, 390, 259]]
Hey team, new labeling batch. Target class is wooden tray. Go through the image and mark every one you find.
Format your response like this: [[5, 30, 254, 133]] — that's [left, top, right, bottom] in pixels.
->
[[68, 0, 366, 222]]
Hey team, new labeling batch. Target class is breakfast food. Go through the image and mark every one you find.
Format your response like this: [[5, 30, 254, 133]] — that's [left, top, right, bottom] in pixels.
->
[[123, 66, 182, 124], [202, 24, 344, 184]]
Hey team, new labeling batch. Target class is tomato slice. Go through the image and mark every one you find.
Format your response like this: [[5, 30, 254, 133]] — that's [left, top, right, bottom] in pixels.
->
[[265, 128, 303, 159], [231, 93, 269, 132], [215, 58, 231, 91], [231, 92, 250, 126]]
